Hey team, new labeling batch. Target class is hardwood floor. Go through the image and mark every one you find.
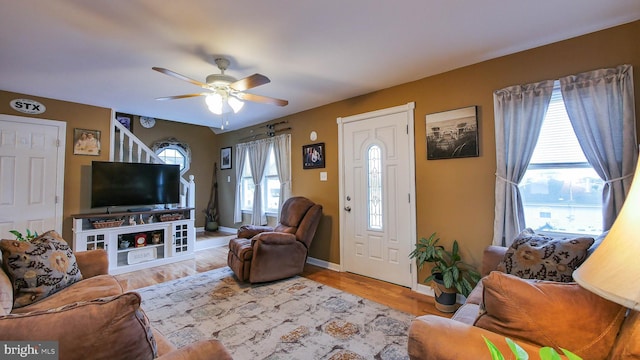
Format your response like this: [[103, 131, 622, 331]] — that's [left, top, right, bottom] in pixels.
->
[[115, 232, 448, 317]]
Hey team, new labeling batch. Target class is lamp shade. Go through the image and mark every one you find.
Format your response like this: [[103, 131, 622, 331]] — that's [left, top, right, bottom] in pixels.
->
[[573, 155, 640, 310]]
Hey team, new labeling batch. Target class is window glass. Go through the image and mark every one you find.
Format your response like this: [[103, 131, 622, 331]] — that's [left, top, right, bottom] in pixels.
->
[[367, 145, 383, 230], [519, 85, 603, 235], [152, 139, 190, 175], [157, 148, 185, 169]]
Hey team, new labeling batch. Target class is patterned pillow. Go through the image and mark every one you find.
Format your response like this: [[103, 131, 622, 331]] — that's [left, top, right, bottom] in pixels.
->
[[496, 228, 594, 282], [0, 230, 83, 308]]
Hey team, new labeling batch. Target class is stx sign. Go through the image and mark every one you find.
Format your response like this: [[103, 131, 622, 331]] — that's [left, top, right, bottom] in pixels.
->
[[10, 98, 46, 114]]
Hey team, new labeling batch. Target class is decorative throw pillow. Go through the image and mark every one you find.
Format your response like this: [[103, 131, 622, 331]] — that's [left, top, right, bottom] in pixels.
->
[[0, 230, 83, 308], [0, 292, 157, 360], [475, 272, 626, 360], [496, 228, 594, 282]]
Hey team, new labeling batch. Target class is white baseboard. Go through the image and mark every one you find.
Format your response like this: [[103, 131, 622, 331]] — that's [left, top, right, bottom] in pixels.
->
[[195, 226, 237, 251], [306, 257, 341, 272], [195, 236, 233, 250], [218, 226, 236, 234], [195, 226, 237, 234]]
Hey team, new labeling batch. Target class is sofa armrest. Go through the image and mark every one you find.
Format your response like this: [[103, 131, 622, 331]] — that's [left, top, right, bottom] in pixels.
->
[[156, 339, 233, 360], [481, 246, 507, 277], [251, 232, 297, 246], [237, 225, 273, 239], [74, 249, 109, 278], [408, 315, 549, 360]]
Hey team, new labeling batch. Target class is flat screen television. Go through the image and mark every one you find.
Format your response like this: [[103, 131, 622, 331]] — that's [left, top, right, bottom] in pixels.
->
[[91, 161, 181, 209]]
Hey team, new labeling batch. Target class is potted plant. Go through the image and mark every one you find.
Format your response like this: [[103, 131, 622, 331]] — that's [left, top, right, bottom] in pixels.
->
[[409, 232, 481, 312]]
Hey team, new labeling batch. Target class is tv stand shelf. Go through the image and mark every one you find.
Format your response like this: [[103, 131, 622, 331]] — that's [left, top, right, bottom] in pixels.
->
[[72, 208, 195, 275]]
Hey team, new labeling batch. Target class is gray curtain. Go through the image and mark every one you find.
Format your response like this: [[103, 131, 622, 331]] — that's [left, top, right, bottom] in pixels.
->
[[233, 144, 248, 223], [560, 64, 638, 229], [493, 80, 555, 246], [247, 139, 271, 225], [272, 134, 291, 221]]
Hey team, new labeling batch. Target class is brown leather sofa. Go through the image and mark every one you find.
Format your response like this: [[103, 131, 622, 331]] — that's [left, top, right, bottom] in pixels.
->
[[227, 196, 322, 283], [0, 249, 232, 360], [408, 245, 640, 360]]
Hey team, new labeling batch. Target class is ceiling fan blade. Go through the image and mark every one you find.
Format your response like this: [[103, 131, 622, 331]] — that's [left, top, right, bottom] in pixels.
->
[[152, 67, 210, 89], [229, 74, 270, 91], [237, 93, 288, 106], [155, 93, 208, 101]]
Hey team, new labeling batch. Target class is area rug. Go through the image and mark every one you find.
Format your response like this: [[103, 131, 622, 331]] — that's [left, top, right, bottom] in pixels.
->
[[137, 267, 413, 360]]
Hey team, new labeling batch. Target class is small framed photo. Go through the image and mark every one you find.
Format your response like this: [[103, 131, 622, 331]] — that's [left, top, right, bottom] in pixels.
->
[[426, 106, 479, 160], [303, 143, 325, 169], [73, 128, 101, 156], [116, 114, 132, 131], [220, 147, 232, 169]]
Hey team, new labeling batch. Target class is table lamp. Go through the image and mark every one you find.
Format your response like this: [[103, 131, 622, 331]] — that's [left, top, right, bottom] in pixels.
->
[[573, 155, 640, 310]]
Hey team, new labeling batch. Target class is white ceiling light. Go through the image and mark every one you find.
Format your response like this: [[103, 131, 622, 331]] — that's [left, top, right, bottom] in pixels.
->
[[204, 90, 244, 115]]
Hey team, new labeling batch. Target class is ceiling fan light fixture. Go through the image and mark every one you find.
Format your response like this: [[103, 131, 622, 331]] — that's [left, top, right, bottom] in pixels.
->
[[205, 93, 224, 115], [228, 96, 244, 113]]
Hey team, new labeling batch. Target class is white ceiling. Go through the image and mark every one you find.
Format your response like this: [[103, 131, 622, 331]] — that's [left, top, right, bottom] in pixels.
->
[[1, 1, 639, 133]]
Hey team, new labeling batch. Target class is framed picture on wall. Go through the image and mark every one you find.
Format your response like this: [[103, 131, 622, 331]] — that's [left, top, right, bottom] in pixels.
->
[[303, 142, 325, 169], [116, 114, 132, 131], [73, 128, 101, 156], [221, 147, 232, 169], [425, 106, 479, 160]]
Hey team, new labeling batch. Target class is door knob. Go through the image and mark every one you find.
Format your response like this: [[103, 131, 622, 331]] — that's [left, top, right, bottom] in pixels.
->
[[344, 206, 351, 212]]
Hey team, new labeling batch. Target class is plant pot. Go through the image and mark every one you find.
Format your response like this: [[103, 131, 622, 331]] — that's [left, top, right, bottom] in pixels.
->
[[205, 221, 219, 232], [432, 273, 458, 313]]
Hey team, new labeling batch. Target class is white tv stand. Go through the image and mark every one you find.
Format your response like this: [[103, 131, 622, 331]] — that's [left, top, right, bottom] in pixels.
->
[[72, 208, 195, 275]]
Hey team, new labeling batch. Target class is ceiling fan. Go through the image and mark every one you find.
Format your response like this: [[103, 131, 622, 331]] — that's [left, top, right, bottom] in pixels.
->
[[152, 57, 288, 115]]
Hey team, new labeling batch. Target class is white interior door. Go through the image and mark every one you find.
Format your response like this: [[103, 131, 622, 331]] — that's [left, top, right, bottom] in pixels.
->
[[0, 115, 66, 239], [338, 103, 416, 287]]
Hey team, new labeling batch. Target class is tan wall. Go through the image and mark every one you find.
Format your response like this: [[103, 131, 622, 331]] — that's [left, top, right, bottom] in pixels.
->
[[0, 92, 218, 243], [215, 21, 640, 280]]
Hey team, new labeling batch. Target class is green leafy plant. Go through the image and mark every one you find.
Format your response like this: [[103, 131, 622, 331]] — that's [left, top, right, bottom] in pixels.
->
[[409, 232, 480, 297], [9, 229, 38, 242], [483, 336, 583, 360]]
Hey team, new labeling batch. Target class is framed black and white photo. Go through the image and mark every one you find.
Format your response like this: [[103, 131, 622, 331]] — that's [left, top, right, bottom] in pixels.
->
[[73, 128, 101, 156], [303, 143, 325, 169], [220, 147, 232, 169], [426, 106, 479, 160]]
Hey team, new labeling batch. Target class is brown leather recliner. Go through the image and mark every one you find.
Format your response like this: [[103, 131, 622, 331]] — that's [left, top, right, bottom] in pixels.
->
[[227, 196, 323, 283]]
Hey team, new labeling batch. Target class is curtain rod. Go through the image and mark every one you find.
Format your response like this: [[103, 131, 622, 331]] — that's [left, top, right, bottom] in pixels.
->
[[239, 127, 292, 142]]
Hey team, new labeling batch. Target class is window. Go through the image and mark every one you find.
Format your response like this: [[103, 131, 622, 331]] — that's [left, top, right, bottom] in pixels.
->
[[367, 145, 383, 230], [152, 138, 190, 174], [240, 146, 281, 213], [519, 84, 603, 235], [157, 148, 186, 170]]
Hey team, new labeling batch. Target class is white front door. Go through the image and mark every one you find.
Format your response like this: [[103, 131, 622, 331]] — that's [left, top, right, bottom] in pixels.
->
[[0, 115, 66, 239], [338, 103, 416, 287]]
